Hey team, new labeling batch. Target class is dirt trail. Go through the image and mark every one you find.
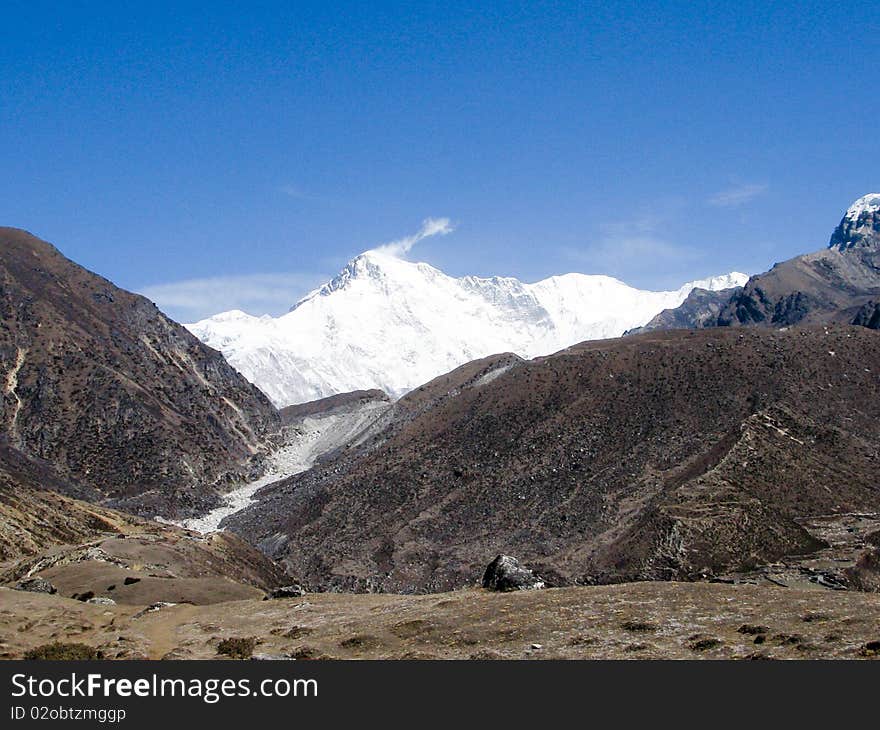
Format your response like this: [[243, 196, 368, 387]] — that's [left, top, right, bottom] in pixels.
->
[[136, 604, 203, 659]]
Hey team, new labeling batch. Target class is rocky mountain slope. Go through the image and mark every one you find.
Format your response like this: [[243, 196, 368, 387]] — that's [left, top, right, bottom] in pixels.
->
[[279, 388, 390, 424], [0, 477, 132, 562], [0, 228, 281, 518], [0, 480, 289, 611], [188, 251, 746, 406], [637, 194, 880, 332], [180, 389, 392, 534], [226, 325, 880, 593], [627, 285, 743, 334]]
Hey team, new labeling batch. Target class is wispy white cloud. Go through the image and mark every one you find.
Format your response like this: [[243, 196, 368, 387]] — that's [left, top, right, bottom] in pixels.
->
[[372, 217, 455, 257], [140, 272, 328, 323], [279, 184, 326, 202], [708, 183, 768, 207], [561, 217, 701, 287]]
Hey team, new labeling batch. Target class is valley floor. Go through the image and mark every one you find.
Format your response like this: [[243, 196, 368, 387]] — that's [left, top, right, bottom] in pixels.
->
[[2, 581, 879, 660]]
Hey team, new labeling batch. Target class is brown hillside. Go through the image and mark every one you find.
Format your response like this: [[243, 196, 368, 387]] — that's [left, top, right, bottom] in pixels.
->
[[228, 326, 880, 592], [0, 228, 280, 518]]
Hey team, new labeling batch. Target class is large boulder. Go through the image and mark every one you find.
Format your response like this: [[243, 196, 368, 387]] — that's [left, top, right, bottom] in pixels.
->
[[482, 555, 545, 592], [265, 584, 306, 600], [14, 577, 57, 595]]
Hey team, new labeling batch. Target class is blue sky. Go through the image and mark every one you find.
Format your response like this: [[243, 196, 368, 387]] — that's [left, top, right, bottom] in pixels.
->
[[1, 1, 877, 321]]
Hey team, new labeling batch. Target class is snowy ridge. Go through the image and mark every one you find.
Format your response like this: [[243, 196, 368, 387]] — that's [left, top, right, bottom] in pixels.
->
[[187, 251, 748, 407], [845, 193, 880, 220]]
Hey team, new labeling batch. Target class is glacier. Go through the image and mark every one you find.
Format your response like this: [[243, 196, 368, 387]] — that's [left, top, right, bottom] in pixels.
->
[[187, 250, 748, 407]]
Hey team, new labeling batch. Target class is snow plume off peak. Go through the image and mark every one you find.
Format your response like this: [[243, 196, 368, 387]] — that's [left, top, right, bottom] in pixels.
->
[[189, 248, 748, 407], [373, 217, 455, 257]]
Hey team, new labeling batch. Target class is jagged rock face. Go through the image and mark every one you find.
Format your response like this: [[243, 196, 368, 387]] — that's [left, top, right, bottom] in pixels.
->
[[482, 555, 545, 592], [628, 286, 743, 334], [265, 584, 306, 599], [829, 193, 880, 251], [279, 389, 390, 425], [631, 195, 880, 333], [715, 195, 880, 328], [227, 326, 880, 592], [852, 301, 880, 330], [0, 228, 280, 518], [14, 577, 56, 594]]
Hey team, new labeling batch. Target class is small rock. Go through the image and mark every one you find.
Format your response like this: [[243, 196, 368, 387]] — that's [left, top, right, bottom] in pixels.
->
[[482, 555, 545, 592], [131, 601, 177, 619], [251, 653, 295, 661], [531, 643, 543, 650], [265, 584, 306, 599], [14, 577, 57, 595], [86, 597, 117, 606]]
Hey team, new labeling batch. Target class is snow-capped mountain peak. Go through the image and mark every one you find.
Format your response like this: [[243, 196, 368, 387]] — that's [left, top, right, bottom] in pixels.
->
[[829, 193, 880, 251], [845, 193, 880, 221], [188, 253, 748, 407]]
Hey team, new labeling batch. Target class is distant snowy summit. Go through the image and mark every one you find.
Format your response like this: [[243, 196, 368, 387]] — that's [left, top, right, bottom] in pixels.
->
[[187, 252, 747, 407], [829, 193, 880, 251]]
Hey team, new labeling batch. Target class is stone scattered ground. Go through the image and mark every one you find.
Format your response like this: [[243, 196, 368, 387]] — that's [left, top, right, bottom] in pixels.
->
[[0, 522, 287, 607], [2, 581, 879, 660], [719, 513, 880, 590]]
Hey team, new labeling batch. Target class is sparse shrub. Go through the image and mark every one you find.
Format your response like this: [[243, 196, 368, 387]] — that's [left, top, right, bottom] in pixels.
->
[[216, 637, 256, 659], [621, 620, 657, 633], [737, 624, 769, 635], [801, 613, 831, 623], [690, 638, 722, 652], [469, 649, 504, 660], [290, 646, 330, 660], [281, 626, 313, 640], [24, 642, 103, 660], [339, 635, 381, 650], [774, 634, 802, 646]]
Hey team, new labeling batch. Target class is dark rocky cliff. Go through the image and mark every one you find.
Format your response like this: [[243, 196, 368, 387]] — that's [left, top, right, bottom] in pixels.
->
[[0, 227, 280, 518]]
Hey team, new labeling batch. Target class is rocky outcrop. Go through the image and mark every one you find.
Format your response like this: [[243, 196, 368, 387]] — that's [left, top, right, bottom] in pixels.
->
[[829, 193, 880, 251], [846, 549, 880, 592], [482, 555, 545, 592], [0, 227, 281, 518], [14, 577, 56, 594], [0, 468, 134, 562], [716, 195, 880, 328], [264, 584, 306, 599], [852, 301, 880, 330], [628, 286, 742, 334], [0, 493, 291, 605], [279, 390, 390, 425], [633, 194, 880, 333]]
